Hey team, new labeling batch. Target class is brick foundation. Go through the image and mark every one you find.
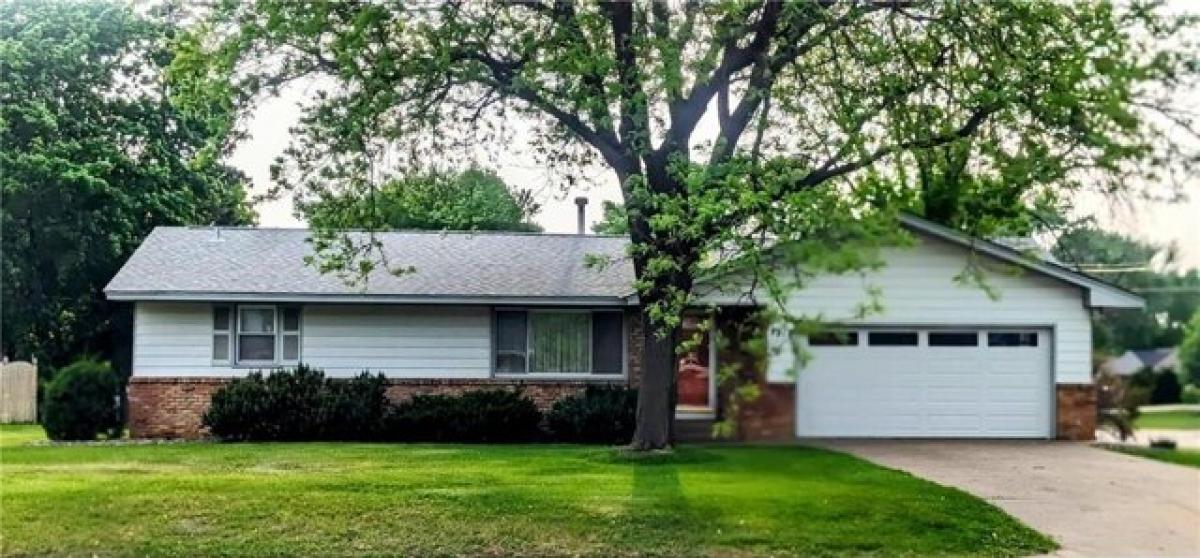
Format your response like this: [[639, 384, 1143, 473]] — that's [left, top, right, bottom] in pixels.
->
[[1056, 383, 1097, 441], [127, 377, 626, 439], [128, 377, 229, 439]]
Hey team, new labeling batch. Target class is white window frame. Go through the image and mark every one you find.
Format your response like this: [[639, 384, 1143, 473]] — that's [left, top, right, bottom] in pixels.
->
[[492, 308, 626, 379], [279, 306, 302, 365], [211, 305, 234, 364], [236, 304, 278, 366], [213, 304, 303, 367]]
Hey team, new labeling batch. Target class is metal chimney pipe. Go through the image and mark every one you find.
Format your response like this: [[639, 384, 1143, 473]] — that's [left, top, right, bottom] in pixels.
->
[[574, 196, 588, 235]]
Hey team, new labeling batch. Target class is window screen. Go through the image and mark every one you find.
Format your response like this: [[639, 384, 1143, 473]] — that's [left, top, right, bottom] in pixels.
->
[[495, 311, 528, 373], [281, 307, 301, 362], [808, 331, 859, 346], [867, 331, 919, 346], [928, 331, 979, 347], [591, 312, 623, 374], [988, 332, 1038, 347], [238, 307, 276, 362], [212, 305, 233, 362]]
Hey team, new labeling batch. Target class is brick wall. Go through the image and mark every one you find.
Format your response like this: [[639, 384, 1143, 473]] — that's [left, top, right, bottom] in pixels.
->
[[710, 309, 796, 442], [127, 377, 228, 439], [1056, 383, 1096, 441]]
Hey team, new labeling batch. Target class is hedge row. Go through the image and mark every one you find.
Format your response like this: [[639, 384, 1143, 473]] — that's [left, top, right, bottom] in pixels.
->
[[201, 365, 638, 444]]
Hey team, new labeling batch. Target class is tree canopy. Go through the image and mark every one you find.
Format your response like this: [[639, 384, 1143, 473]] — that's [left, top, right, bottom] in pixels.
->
[[591, 201, 629, 235], [1180, 311, 1200, 386], [1053, 228, 1200, 354], [301, 168, 541, 232], [177, 0, 1198, 448], [0, 0, 255, 370]]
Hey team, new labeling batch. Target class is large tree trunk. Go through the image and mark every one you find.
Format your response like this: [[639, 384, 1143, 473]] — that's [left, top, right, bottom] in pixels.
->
[[630, 311, 679, 450]]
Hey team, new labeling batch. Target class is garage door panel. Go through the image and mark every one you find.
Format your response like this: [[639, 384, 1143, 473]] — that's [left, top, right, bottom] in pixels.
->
[[796, 328, 1052, 438]]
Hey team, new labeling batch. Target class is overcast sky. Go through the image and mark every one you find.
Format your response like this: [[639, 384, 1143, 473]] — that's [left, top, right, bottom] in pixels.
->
[[229, 16, 1200, 273]]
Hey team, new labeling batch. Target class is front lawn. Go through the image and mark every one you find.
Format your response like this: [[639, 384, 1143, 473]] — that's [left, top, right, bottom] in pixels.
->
[[1109, 445, 1200, 469], [0, 425, 1053, 556], [1135, 410, 1200, 430]]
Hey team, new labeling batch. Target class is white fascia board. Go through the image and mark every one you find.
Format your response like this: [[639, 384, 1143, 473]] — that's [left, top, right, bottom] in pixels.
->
[[104, 291, 636, 306]]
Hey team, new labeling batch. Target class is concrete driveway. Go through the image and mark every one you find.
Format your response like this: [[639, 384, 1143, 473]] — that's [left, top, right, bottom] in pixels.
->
[[820, 440, 1200, 557]]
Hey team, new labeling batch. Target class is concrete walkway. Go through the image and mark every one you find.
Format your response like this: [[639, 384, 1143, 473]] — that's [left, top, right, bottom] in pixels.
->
[[820, 440, 1200, 557]]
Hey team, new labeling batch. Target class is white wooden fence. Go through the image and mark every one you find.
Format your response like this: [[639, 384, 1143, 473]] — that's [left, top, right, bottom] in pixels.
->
[[0, 359, 38, 423]]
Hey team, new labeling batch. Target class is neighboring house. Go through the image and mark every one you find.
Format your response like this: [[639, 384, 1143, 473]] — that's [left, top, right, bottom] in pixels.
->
[[105, 214, 1142, 441], [1100, 348, 1179, 377]]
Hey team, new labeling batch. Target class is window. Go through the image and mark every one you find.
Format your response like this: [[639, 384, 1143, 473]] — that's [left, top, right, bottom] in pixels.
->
[[929, 331, 979, 347], [988, 332, 1038, 347], [494, 310, 623, 375], [213, 306, 232, 362], [867, 331, 919, 346], [808, 330, 859, 346], [215, 304, 302, 365], [238, 306, 276, 362], [495, 311, 528, 373], [591, 312, 623, 375], [281, 307, 301, 363]]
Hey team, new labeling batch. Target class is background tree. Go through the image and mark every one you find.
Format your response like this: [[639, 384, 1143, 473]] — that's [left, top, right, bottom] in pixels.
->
[[301, 168, 541, 232], [1053, 228, 1200, 354], [177, 1, 1198, 449], [0, 0, 255, 375], [591, 201, 630, 235], [1180, 311, 1200, 387]]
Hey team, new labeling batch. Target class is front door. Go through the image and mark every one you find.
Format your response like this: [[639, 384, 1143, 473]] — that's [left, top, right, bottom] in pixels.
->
[[676, 315, 714, 414]]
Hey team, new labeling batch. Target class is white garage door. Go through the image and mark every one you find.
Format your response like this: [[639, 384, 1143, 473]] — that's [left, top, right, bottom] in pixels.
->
[[795, 328, 1053, 438]]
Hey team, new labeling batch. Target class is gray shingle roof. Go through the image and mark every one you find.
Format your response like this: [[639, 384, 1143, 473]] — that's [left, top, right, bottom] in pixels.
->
[[104, 227, 635, 303]]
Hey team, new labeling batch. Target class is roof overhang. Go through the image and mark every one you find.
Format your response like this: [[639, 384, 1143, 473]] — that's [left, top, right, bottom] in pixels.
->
[[105, 290, 636, 307], [898, 214, 1145, 309]]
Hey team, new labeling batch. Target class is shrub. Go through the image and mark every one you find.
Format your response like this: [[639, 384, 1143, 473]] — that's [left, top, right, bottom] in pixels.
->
[[1181, 384, 1200, 405], [1130, 368, 1182, 405], [203, 365, 387, 441], [547, 385, 638, 444], [318, 373, 389, 440], [385, 389, 542, 442], [1150, 371, 1182, 404], [1096, 371, 1146, 440], [42, 358, 123, 441]]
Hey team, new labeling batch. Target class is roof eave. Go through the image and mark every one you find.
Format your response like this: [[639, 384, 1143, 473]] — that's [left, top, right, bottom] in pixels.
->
[[103, 290, 637, 306], [898, 214, 1145, 310]]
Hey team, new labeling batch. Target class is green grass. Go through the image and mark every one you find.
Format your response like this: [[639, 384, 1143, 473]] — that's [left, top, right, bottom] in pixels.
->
[[0, 425, 1053, 557], [1135, 410, 1200, 430], [1109, 445, 1200, 469]]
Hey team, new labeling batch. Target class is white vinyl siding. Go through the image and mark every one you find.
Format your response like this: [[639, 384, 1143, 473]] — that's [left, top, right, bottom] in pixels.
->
[[738, 233, 1093, 385], [133, 303, 491, 378]]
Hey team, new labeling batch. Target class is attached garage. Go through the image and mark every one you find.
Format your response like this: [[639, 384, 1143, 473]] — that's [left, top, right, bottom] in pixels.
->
[[795, 328, 1053, 438], [727, 215, 1147, 441]]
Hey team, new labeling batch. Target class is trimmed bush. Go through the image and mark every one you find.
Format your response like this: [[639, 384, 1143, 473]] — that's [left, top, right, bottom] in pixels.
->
[[547, 385, 638, 444], [42, 358, 123, 441], [386, 389, 542, 442], [203, 365, 387, 441], [1151, 371, 1182, 404]]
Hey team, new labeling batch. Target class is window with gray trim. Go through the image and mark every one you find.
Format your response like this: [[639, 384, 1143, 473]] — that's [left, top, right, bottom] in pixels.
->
[[213, 304, 302, 365], [494, 309, 623, 375]]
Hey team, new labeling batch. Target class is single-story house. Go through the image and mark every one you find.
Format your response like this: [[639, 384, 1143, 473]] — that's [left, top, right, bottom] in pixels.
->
[[1099, 348, 1179, 377], [104, 214, 1142, 441]]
